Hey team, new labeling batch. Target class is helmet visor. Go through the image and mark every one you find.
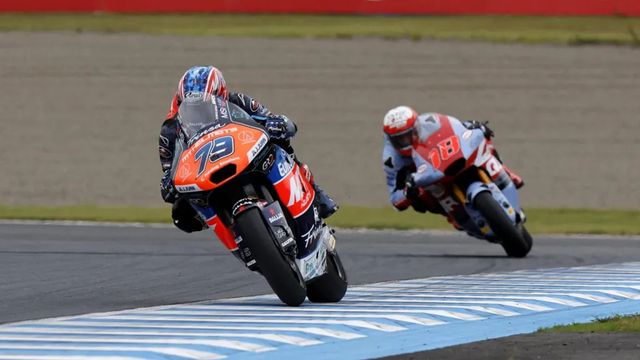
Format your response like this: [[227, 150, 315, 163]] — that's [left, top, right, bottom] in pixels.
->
[[389, 129, 414, 151]]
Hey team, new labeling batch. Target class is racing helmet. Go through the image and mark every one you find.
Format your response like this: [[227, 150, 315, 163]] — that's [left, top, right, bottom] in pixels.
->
[[177, 66, 228, 101], [383, 106, 418, 156]]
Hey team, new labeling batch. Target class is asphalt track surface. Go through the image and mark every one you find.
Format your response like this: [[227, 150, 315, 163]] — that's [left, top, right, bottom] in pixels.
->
[[2, 222, 640, 326], [1, 32, 639, 209]]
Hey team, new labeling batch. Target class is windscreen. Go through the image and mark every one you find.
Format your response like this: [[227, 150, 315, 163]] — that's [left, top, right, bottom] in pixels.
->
[[177, 94, 219, 139], [177, 93, 259, 142], [416, 114, 442, 142]]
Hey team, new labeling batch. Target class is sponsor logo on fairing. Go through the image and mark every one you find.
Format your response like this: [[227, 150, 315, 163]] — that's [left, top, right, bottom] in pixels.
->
[[439, 196, 459, 212], [301, 222, 324, 248], [177, 163, 193, 181], [474, 139, 494, 167], [262, 153, 275, 171], [287, 170, 305, 207], [218, 104, 229, 119], [175, 184, 201, 193], [274, 228, 287, 239], [485, 156, 503, 177], [296, 238, 327, 281], [278, 156, 294, 177], [247, 134, 268, 162], [187, 123, 227, 147], [268, 212, 284, 223], [281, 238, 295, 247], [238, 130, 255, 144]]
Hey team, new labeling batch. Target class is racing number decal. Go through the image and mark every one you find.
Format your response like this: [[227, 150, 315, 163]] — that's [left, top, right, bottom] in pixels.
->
[[427, 136, 461, 168], [195, 136, 234, 176], [439, 136, 461, 160]]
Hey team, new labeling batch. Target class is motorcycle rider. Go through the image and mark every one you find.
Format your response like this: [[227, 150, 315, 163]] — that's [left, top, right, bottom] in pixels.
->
[[159, 66, 338, 233], [382, 105, 524, 218]]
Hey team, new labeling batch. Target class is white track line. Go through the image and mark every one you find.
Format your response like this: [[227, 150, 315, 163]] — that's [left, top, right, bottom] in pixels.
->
[[87, 315, 406, 332], [28, 321, 364, 340], [0, 345, 222, 360], [178, 305, 484, 321]]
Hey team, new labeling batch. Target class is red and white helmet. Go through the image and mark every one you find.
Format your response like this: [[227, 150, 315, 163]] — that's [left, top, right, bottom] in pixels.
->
[[383, 106, 418, 156]]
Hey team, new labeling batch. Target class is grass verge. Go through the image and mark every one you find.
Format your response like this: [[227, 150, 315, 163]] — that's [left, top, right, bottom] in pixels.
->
[[0, 14, 640, 45], [541, 315, 640, 332], [0, 204, 638, 235]]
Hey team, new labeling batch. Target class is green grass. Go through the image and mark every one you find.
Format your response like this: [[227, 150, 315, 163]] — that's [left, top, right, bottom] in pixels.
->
[[0, 205, 170, 224], [1, 204, 638, 235], [542, 315, 640, 332], [1, 14, 640, 45]]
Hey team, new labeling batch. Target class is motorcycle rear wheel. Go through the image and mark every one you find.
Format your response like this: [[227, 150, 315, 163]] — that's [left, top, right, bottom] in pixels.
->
[[473, 191, 532, 258], [306, 250, 348, 303], [234, 208, 307, 306]]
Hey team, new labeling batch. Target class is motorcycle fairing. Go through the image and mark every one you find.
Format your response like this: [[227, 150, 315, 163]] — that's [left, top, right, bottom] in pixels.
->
[[295, 225, 329, 281], [270, 162, 315, 219], [174, 124, 268, 193], [265, 146, 323, 260], [471, 138, 523, 214], [412, 114, 525, 240], [189, 201, 237, 251]]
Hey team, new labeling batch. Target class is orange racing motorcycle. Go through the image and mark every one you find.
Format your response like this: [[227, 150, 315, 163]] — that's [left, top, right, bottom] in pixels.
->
[[170, 95, 347, 306]]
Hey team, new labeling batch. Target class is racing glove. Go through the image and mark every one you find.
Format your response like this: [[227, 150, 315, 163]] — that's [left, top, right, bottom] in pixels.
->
[[464, 120, 494, 139], [160, 170, 177, 204], [404, 175, 420, 202], [265, 115, 297, 140]]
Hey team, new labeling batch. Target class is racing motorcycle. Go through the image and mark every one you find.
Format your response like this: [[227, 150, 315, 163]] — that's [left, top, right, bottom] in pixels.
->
[[170, 94, 347, 306], [411, 114, 532, 257]]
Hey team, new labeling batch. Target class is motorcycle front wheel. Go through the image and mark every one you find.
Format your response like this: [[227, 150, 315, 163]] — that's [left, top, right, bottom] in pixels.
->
[[473, 191, 532, 258], [234, 207, 307, 306]]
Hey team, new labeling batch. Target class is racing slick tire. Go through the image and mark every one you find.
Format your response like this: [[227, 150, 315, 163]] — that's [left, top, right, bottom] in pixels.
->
[[306, 250, 348, 303], [474, 191, 532, 258], [234, 208, 307, 306]]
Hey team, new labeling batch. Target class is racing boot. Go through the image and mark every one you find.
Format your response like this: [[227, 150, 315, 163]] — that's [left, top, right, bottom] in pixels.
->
[[299, 162, 338, 219], [313, 183, 338, 219], [503, 166, 524, 189]]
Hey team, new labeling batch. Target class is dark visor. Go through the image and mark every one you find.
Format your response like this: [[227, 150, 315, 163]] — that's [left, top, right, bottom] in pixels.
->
[[389, 129, 413, 150]]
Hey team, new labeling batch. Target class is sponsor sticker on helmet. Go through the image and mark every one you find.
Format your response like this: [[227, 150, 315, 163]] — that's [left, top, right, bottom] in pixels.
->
[[384, 106, 414, 129]]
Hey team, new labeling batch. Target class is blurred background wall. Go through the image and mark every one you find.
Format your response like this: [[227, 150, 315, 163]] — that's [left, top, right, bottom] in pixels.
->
[[2, 0, 639, 15]]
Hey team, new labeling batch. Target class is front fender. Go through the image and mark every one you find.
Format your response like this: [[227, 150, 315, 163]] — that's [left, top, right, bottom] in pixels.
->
[[232, 198, 297, 255], [466, 181, 518, 224]]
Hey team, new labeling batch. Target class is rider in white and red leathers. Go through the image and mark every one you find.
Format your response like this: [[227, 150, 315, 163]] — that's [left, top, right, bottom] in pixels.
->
[[160, 66, 337, 233], [382, 106, 523, 218]]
